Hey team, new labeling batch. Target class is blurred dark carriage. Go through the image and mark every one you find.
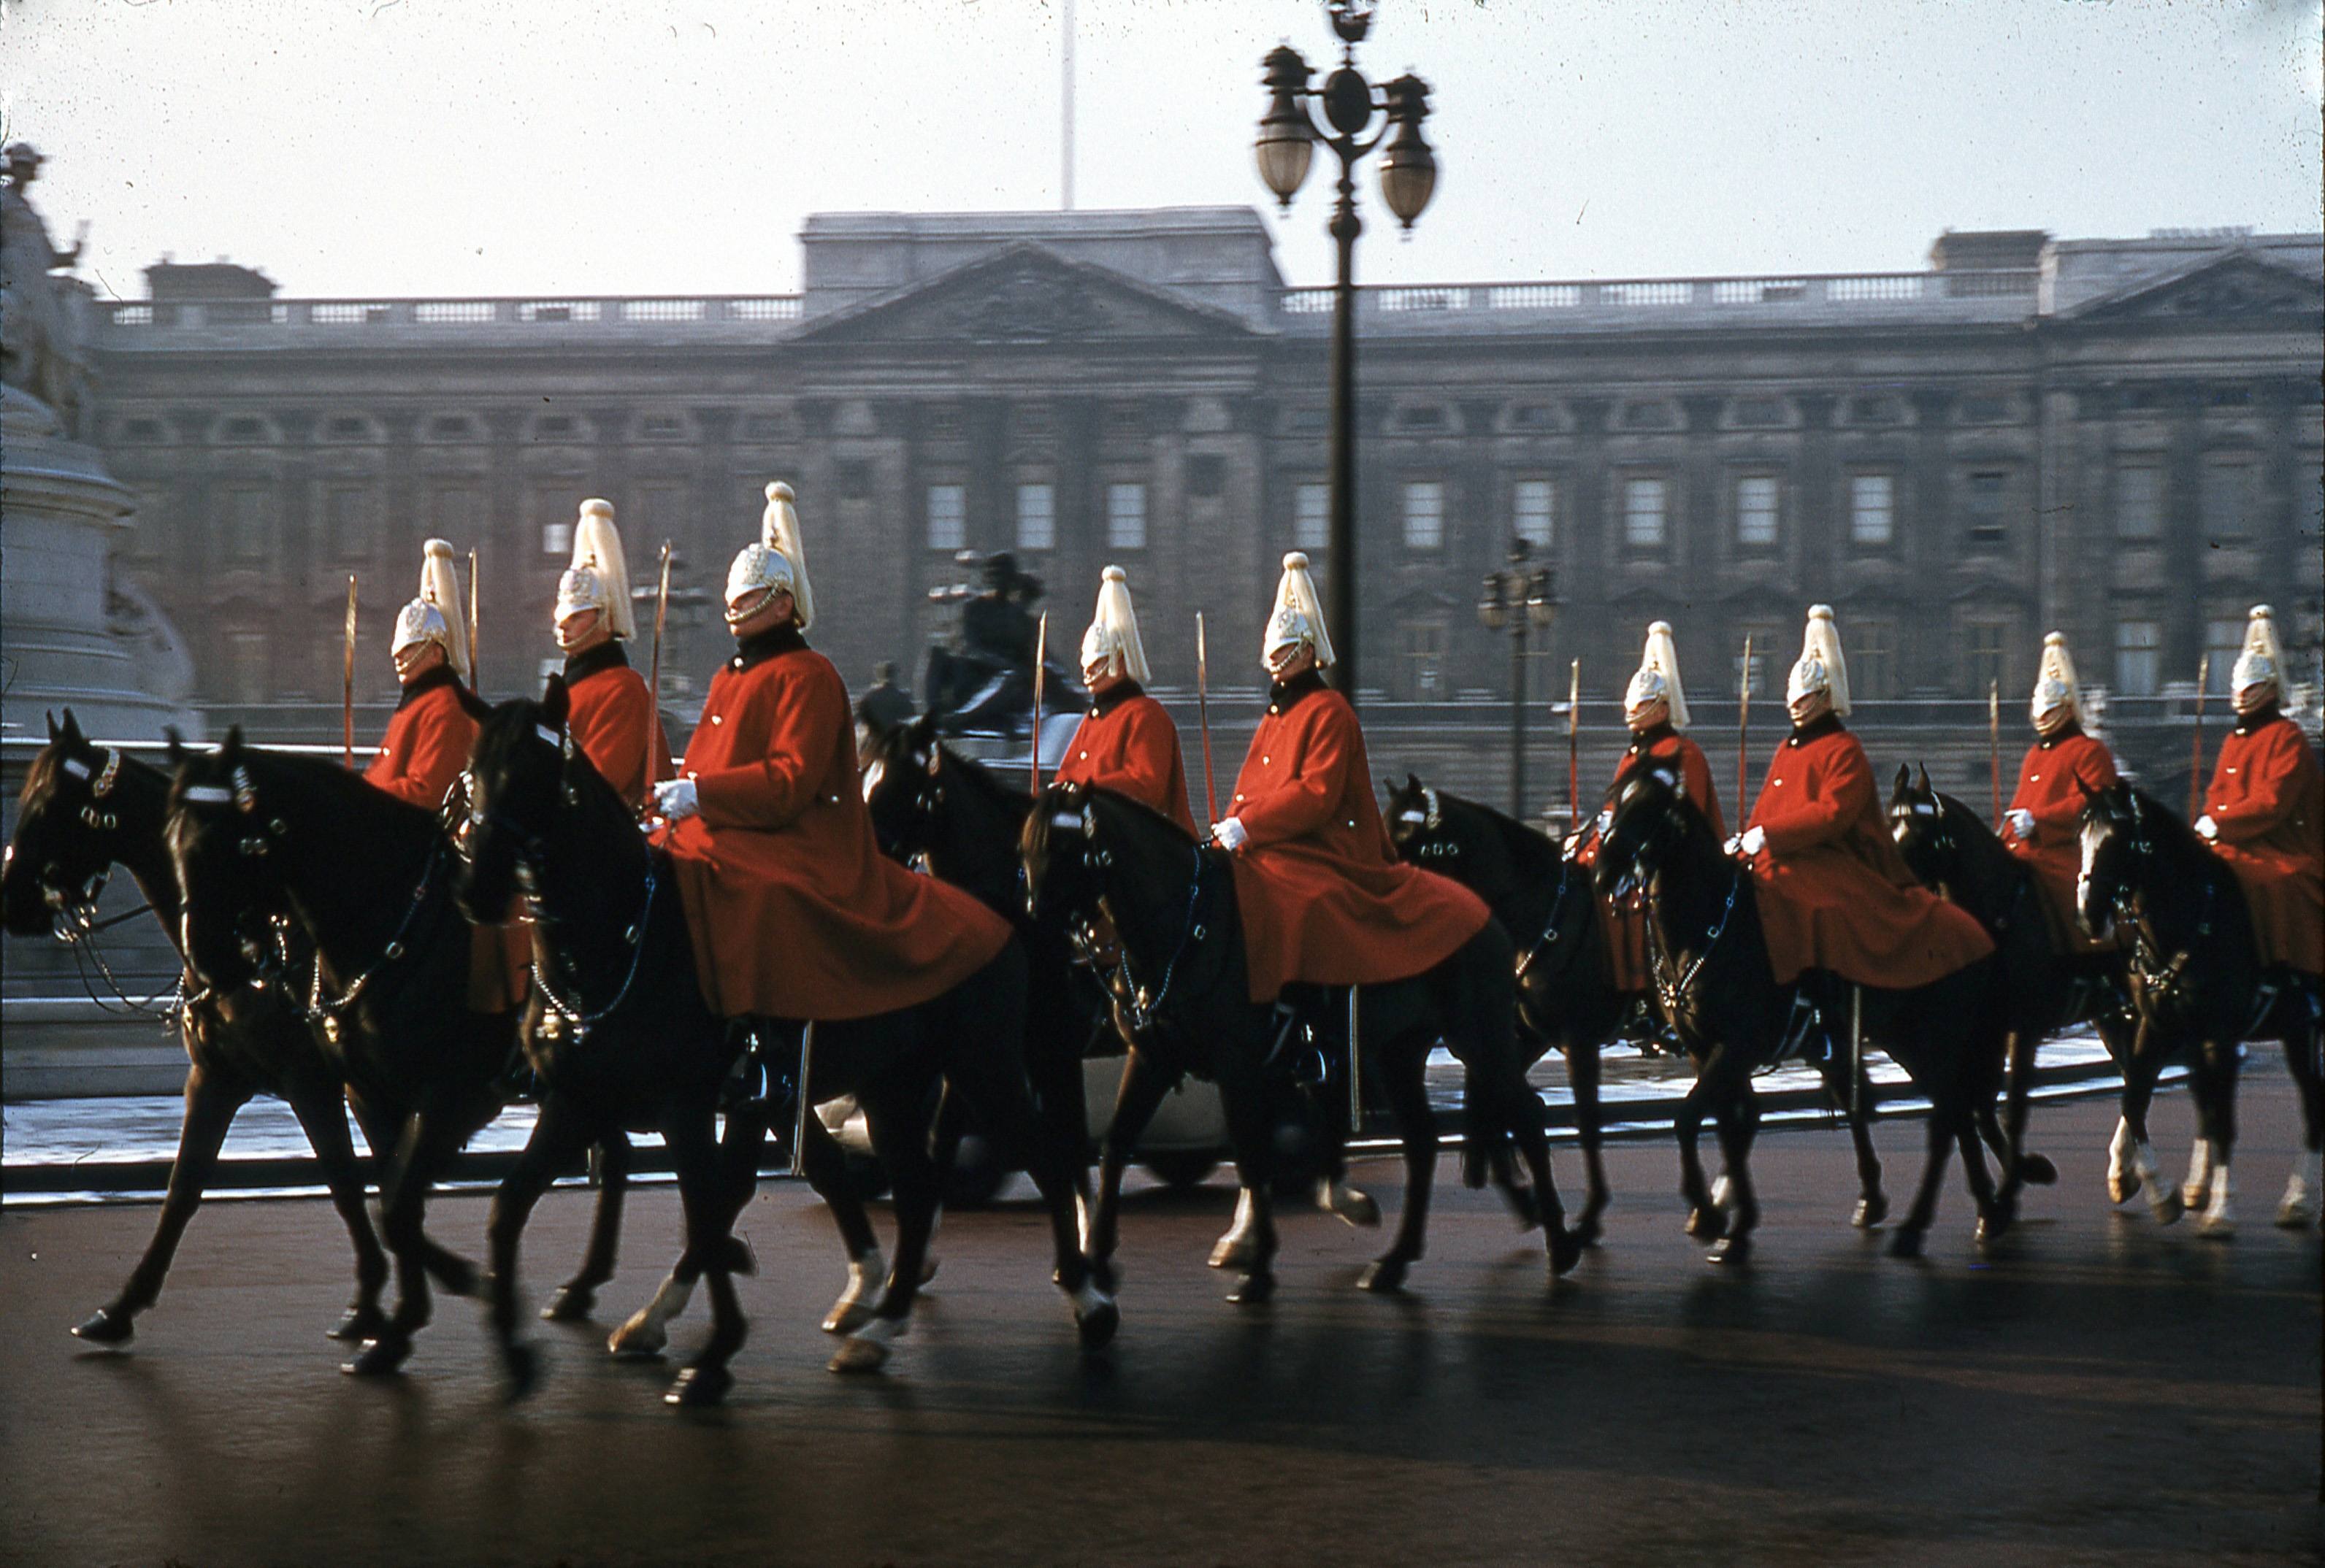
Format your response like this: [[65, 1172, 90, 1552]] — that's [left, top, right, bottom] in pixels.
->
[[919, 551, 1087, 749]]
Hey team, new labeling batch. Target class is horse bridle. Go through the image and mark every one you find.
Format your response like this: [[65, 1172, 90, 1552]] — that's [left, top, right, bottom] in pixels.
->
[[1044, 799, 1211, 1032]]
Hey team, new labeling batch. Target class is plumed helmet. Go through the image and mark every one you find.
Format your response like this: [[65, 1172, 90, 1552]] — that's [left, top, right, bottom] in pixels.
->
[[391, 538, 470, 681], [1079, 564, 1153, 687], [1625, 620, 1692, 731], [1785, 604, 1851, 716], [724, 481, 813, 631], [554, 499, 637, 640], [2030, 631, 2084, 729], [1262, 551, 1336, 670], [2231, 603, 2283, 700]]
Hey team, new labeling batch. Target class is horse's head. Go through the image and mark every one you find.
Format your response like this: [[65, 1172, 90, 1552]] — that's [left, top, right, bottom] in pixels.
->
[[1594, 764, 1693, 899], [1020, 780, 1100, 926], [1887, 762, 1950, 885], [459, 678, 572, 922], [3, 710, 132, 937], [861, 712, 942, 863], [1382, 771, 1444, 863], [2076, 778, 2146, 941], [166, 728, 290, 992]]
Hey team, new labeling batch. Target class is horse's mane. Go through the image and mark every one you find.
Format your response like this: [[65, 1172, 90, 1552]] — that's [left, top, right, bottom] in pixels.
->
[[1930, 789, 2025, 882], [221, 745, 438, 834], [1083, 782, 1197, 847], [1430, 788, 1560, 877]]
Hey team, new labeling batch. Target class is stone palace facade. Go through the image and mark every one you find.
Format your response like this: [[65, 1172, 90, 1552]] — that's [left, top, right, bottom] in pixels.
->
[[81, 210, 2324, 778]]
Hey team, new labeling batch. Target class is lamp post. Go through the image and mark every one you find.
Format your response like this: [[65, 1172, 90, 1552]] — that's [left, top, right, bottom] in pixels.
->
[[1257, 1, 1436, 712], [1476, 537, 1557, 820]]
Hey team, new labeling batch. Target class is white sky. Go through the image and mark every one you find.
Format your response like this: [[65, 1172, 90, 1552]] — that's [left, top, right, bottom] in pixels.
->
[[6, 0, 2321, 301]]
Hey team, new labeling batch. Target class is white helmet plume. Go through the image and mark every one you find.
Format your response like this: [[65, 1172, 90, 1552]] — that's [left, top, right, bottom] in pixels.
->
[[391, 538, 471, 682], [1262, 551, 1336, 670], [2029, 631, 2083, 729], [724, 481, 813, 631], [1785, 604, 1850, 717], [1625, 620, 1691, 731], [1080, 564, 1152, 687], [555, 499, 637, 640], [2230, 603, 2283, 702]]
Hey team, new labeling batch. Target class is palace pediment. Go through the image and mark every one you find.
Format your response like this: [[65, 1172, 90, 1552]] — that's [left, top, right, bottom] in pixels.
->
[[792, 243, 1265, 348], [2061, 250, 2324, 323]]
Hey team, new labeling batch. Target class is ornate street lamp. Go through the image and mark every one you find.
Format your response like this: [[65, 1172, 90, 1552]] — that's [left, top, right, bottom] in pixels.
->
[[1476, 537, 1557, 820], [1257, 1, 1436, 712]]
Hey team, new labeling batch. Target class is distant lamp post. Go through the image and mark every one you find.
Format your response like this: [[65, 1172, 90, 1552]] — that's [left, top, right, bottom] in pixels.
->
[[1257, 1, 1436, 712], [1476, 537, 1557, 819]]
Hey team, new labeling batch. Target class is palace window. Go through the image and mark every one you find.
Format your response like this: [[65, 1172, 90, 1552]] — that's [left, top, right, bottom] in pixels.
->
[[223, 487, 271, 561], [1850, 474, 1895, 547], [1016, 483, 1055, 552], [1513, 478, 1555, 549], [2115, 461, 2163, 540], [927, 484, 966, 551], [1623, 477, 1668, 550], [2114, 620, 2161, 697], [1853, 618, 1897, 701], [2205, 618, 2245, 695], [1294, 482, 1329, 550], [1402, 481, 1444, 550], [1961, 619, 2010, 697], [1106, 483, 1147, 550], [2201, 453, 2256, 539], [1734, 475, 1780, 548], [1963, 470, 2009, 547], [1399, 618, 1448, 700], [326, 485, 378, 558]]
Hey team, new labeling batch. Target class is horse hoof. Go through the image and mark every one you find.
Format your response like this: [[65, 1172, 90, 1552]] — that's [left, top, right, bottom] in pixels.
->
[[342, 1335, 413, 1377], [2196, 1212, 2235, 1240], [2148, 1191, 2184, 1226], [502, 1342, 542, 1402], [1853, 1193, 1890, 1229], [2275, 1197, 2318, 1230], [71, 1307, 134, 1346], [1974, 1213, 2010, 1250], [1075, 1296, 1119, 1353], [1886, 1229, 1925, 1260], [2108, 1169, 2140, 1204], [1571, 1210, 1603, 1249], [1501, 1184, 1542, 1232], [919, 1256, 940, 1285], [1225, 1271, 1275, 1306], [1547, 1230, 1584, 1279], [1209, 1235, 1257, 1272], [821, 1299, 874, 1337], [1685, 1205, 1728, 1242], [1357, 1256, 1409, 1294], [327, 1305, 385, 1342], [539, 1286, 595, 1323], [666, 1364, 734, 1406], [2180, 1183, 2209, 1214], [606, 1317, 667, 1361], [1086, 1255, 1119, 1296], [828, 1337, 892, 1375], [1707, 1235, 1750, 1265], [2020, 1153, 2058, 1186]]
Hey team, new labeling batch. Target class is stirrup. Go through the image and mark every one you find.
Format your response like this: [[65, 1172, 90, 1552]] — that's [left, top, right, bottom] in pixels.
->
[[1776, 990, 1823, 1061]]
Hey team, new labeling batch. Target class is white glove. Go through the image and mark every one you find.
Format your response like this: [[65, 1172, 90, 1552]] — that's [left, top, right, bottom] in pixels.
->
[[1211, 817, 1250, 851], [1595, 807, 1613, 839], [2005, 808, 2036, 842], [652, 778, 700, 823], [2194, 814, 2218, 842], [1729, 825, 1766, 858]]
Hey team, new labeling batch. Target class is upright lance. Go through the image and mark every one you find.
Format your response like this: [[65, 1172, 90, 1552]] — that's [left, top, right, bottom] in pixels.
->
[[1566, 659, 1581, 837], [1029, 612, 1049, 793], [645, 541, 673, 796], [2188, 653, 2211, 821], [342, 574, 358, 769], [1195, 612, 1219, 823], [1736, 633, 1753, 812], [467, 549, 482, 691], [1988, 679, 2002, 827]]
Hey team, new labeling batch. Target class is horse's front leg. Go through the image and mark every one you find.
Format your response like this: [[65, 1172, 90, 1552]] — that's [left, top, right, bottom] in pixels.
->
[[830, 1075, 943, 1374], [662, 1102, 757, 1407], [2192, 1038, 2240, 1237], [345, 1101, 466, 1377], [1887, 1107, 1956, 1259], [1211, 1038, 1280, 1305], [1675, 1071, 1724, 1242], [1706, 1080, 1761, 1264], [283, 1079, 392, 1342], [486, 1096, 592, 1398], [788, 1113, 886, 1337], [1095, 1045, 1174, 1289], [2110, 1017, 2180, 1221], [2278, 1009, 2324, 1229], [1563, 1034, 1606, 1245], [72, 1063, 251, 1346], [543, 1133, 629, 1322], [1359, 1037, 1436, 1293]]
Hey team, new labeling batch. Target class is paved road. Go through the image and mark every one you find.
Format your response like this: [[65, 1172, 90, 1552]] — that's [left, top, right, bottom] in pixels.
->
[[2, 1071, 2317, 1567]]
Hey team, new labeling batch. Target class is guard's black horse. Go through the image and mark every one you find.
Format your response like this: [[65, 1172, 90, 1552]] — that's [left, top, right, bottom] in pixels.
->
[[1595, 765, 2013, 1259], [861, 714, 1097, 1206], [163, 731, 627, 1377], [461, 685, 1116, 1382], [1022, 780, 1583, 1302], [2076, 780, 2324, 1232], [1887, 766, 2096, 1209], [4, 712, 403, 1347], [1387, 775, 1901, 1240]]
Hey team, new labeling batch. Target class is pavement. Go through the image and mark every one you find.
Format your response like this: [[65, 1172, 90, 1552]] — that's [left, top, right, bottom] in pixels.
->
[[1, 1064, 2317, 1568]]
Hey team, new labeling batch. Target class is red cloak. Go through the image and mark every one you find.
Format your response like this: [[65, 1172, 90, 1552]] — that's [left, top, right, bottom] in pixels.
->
[[564, 644, 671, 811], [1999, 726, 2120, 953], [1054, 685, 1198, 837], [2203, 712, 2324, 977]]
